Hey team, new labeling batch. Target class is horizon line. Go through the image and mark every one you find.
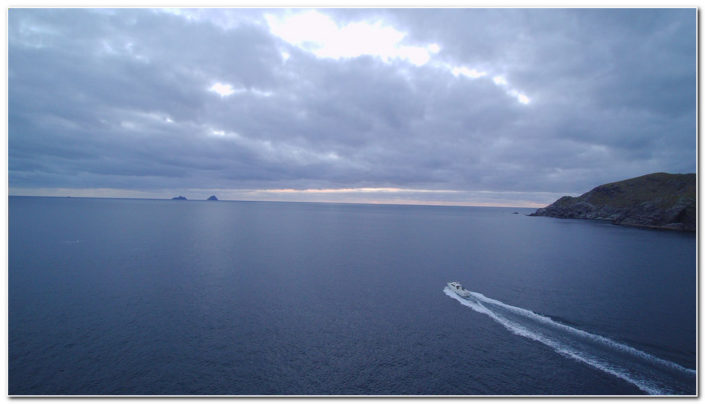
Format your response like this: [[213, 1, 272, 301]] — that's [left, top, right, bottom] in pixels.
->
[[8, 194, 545, 209]]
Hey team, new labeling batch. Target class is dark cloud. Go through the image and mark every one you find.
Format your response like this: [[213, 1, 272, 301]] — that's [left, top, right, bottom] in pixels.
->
[[8, 8, 696, 206]]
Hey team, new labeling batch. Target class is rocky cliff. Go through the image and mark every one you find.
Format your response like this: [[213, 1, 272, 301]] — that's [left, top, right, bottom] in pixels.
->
[[530, 173, 696, 231]]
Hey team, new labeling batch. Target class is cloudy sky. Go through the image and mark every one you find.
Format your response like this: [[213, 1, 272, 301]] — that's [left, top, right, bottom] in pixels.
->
[[8, 8, 695, 207]]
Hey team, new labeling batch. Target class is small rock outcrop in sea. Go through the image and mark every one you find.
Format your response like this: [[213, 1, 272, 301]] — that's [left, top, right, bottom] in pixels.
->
[[207, 195, 218, 201], [172, 195, 187, 200], [530, 173, 695, 232]]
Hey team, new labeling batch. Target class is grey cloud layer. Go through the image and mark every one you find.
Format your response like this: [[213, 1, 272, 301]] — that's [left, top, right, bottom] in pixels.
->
[[9, 8, 695, 204]]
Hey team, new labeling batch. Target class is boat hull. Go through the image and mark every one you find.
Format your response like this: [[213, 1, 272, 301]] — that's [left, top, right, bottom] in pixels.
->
[[448, 282, 471, 298]]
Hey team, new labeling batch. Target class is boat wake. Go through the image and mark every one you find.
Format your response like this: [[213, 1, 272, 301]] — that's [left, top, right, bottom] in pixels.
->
[[443, 287, 696, 395]]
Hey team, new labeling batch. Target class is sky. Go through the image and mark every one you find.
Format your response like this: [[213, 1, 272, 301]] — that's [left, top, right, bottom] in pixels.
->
[[8, 8, 696, 207]]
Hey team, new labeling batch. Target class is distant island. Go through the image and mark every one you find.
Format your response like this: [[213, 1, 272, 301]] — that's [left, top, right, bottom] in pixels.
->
[[172, 196, 187, 200], [530, 172, 695, 231], [207, 195, 218, 201]]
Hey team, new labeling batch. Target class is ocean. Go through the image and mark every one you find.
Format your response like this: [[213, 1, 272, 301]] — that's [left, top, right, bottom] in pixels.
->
[[8, 196, 697, 395]]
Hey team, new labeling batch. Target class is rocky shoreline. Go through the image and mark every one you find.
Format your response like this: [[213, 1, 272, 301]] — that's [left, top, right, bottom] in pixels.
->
[[530, 173, 695, 232]]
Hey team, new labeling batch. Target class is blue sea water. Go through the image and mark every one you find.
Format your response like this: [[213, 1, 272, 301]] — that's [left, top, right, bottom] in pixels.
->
[[8, 196, 697, 395]]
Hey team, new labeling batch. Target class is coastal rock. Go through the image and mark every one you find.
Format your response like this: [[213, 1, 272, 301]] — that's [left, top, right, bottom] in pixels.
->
[[207, 195, 218, 201], [172, 195, 187, 200], [530, 173, 695, 231]]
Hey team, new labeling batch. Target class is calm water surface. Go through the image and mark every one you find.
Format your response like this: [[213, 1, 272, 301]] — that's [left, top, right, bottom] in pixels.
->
[[9, 196, 696, 395]]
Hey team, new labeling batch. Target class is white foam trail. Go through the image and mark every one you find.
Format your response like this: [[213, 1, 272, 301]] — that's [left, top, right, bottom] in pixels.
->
[[443, 287, 696, 395], [469, 290, 696, 376]]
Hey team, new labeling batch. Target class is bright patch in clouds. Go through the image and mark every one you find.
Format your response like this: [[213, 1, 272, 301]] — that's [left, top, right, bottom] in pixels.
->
[[492, 75, 531, 104], [266, 10, 531, 105], [493, 75, 508, 86], [209, 82, 236, 97], [265, 11, 439, 66], [511, 90, 531, 105], [451, 65, 487, 79], [208, 83, 272, 98]]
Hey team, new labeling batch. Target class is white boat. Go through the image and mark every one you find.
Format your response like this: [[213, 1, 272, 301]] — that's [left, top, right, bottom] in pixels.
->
[[448, 281, 471, 298]]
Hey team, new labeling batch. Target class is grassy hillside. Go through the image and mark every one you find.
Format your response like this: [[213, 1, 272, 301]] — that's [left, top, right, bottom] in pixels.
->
[[582, 173, 695, 209]]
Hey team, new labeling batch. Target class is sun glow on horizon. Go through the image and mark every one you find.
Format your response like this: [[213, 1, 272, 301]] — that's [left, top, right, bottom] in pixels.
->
[[8, 187, 551, 208], [259, 187, 461, 194]]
